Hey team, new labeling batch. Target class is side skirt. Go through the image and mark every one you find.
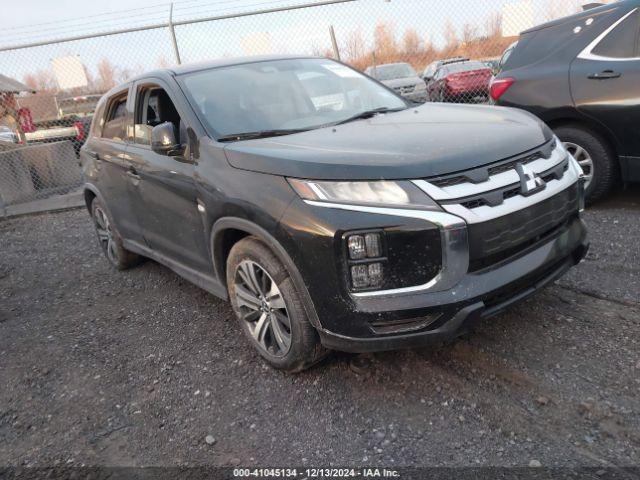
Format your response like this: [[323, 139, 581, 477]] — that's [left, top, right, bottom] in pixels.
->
[[122, 239, 228, 300]]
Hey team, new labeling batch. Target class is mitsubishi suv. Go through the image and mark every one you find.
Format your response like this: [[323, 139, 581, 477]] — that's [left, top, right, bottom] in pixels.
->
[[81, 56, 588, 372]]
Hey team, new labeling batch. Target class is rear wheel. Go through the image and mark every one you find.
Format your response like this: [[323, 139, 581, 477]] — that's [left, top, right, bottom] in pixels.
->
[[91, 198, 140, 270], [226, 237, 326, 372], [554, 125, 618, 204]]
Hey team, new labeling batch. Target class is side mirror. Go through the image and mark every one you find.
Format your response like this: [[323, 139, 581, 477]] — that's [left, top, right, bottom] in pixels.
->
[[151, 122, 183, 156]]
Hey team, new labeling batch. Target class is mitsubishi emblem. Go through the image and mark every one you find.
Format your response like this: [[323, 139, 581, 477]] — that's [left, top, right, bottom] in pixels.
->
[[515, 163, 546, 196]]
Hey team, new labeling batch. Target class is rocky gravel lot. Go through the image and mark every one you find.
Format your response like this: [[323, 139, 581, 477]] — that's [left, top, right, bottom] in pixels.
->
[[0, 187, 638, 471]]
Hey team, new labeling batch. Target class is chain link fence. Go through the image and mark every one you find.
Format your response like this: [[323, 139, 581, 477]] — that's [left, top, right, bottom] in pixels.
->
[[0, 0, 584, 215]]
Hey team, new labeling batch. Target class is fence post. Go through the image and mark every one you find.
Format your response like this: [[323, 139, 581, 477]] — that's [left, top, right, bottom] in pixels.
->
[[329, 25, 340, 61], [169, 3, 182, 65]]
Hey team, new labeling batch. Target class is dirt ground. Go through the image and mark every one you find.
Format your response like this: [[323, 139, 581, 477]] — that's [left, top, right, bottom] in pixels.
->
[[1, 187, 638, 470]]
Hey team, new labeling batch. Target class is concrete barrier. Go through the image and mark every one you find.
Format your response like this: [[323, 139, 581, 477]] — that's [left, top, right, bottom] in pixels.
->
[[0, 141, 82, 208]]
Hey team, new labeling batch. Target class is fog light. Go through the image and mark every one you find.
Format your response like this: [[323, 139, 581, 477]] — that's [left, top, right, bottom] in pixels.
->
[[347, 235, 366, 259], [350, 262, 384, 289], [364, 233, 382, 258], [368, 262, 383, 287], [351, 264, 369, 288]]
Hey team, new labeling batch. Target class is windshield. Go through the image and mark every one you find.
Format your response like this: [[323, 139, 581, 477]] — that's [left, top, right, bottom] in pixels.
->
[[368, 63, 417, 81], [181, 58, 407, 139]]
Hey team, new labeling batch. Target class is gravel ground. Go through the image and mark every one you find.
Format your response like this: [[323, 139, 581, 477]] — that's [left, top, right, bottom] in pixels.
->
[[0, 187, 639, 470]]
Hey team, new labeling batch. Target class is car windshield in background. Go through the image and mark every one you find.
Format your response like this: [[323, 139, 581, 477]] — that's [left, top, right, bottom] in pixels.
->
[[444, 61, 489, 74], [369, 63, 417, 81], [181, 58, 407, 139]]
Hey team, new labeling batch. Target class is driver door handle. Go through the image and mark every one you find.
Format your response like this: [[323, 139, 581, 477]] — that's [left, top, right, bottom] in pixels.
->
[[588, 70, 621, 80]]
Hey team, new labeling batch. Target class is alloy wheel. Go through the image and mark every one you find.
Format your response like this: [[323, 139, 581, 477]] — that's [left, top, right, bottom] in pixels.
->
[[563, 141, 594, 190], [93, 206, 118, 264], [234, 260, 292, 357]]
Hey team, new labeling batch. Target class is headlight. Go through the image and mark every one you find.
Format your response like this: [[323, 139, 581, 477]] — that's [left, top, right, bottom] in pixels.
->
[[288, 179, 441, 210], [414, 82, 427, 91]]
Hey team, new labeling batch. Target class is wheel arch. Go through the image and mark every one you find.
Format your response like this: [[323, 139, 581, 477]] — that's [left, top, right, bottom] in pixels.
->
[[545, 116, 619, 161], [211, 217, 322, 329]]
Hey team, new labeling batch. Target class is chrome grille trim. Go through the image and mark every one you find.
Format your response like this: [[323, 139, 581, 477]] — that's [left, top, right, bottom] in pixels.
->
[[412, 141, 566, 202], [412, 139, 582, 224], [438, 156, 582, 224]]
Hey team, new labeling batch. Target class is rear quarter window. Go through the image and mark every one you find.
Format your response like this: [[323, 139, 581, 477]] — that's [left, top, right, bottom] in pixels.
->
[[101, 96, 128, 142], [592, 10, 639, 58], [90, 102, 106, 138]]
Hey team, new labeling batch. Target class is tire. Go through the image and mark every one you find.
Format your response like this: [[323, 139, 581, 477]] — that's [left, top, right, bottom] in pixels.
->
[[90, 198, 140, 270], [554, 125, 619, 204], [226, 237, 326, 372]]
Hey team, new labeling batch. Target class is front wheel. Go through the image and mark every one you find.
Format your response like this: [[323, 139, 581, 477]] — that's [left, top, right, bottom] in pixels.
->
[[226, 237, 326, 372]]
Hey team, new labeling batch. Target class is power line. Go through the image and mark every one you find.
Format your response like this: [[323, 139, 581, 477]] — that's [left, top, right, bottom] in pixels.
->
[[0, 0, 356, 52], [0, 0, 285, 34], [0, 0, 312, 45]]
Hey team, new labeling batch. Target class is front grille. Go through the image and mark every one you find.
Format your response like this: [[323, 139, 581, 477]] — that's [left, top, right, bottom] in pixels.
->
[[394, 85, 416, 95], [467, 184, 579, 271], [454, 157, 569, 210]]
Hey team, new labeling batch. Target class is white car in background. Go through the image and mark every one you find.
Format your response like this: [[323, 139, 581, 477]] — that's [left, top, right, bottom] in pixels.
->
[[364, 62, 428, 103]]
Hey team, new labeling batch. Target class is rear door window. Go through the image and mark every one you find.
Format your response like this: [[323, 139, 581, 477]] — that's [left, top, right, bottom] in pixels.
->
[[101, 96, 128, 141], [592, 10, 639, 58]]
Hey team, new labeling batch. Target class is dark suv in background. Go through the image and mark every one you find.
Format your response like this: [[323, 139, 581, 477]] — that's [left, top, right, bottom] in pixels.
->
[[492, 0, 640, 202], [81, 56, 587, 372]]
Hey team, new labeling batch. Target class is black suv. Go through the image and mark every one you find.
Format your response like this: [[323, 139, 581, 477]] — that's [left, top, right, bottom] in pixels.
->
[[81, 56, 588, 372], [492, 0, 640, 202]]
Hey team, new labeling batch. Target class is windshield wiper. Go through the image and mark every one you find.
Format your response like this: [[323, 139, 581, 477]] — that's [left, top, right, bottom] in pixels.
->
[[333, 107, 407, 126], [218, 129, 310, 142]]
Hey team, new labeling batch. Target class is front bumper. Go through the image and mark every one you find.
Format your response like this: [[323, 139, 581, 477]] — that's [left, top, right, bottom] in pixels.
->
[[402, 90, 428, 103], [277, 141, 586, 352], [318, 218, 588, 352]]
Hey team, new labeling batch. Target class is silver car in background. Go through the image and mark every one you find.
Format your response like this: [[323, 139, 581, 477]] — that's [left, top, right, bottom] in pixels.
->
[[364, 62, 427, 103]]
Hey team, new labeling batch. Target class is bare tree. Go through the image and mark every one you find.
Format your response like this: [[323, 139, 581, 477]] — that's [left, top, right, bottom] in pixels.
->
[[23, 70, 56, 92], [402, 28, 421, 56], [96, 58, 117, 91], [462, 23, 479, 45], [373, 22, 398, 62], [343, 29, 367, 62], [443, 20, 458, 50], [485, 12, 502, 38]]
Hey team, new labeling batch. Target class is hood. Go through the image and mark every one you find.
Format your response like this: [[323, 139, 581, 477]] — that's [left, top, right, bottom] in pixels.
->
[[381, 76, 423, 88], [223, 104, 552, 180]]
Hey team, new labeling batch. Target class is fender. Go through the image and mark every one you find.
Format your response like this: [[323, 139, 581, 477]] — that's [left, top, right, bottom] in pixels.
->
[[82, 182, 104, 212], [211, 217, 322, 330]]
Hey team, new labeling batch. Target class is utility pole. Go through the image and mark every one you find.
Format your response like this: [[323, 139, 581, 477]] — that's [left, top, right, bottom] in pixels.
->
[[169, 3, 182, 65], [329, 25, 340, 61]]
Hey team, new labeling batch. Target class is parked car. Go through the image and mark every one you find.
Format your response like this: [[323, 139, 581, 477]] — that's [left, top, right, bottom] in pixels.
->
[[491, 0, 640, 202], [81, 55, 588, 372], [364, 62, 428, 102], [19, 94, 97, 157], [426, 60, 493, 103], [421, 57, 469, 81], [0, 125, 19, 145]]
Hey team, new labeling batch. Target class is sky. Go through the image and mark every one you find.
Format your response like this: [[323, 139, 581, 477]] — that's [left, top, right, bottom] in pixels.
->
[[0, 0, 585, 89]]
